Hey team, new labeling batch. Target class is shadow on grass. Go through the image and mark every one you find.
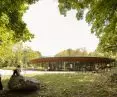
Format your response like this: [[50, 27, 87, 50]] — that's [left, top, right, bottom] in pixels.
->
[[0, 89, 40, 97]]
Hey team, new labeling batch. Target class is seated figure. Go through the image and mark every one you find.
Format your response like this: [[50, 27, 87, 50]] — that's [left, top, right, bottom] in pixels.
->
[[13, 65, 21, 76]]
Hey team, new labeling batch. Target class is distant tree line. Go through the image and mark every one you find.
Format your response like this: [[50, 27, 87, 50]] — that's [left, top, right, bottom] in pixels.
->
[[55, 48, 98, 57]]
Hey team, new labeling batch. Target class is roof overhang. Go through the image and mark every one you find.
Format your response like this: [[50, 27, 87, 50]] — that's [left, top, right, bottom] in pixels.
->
[[30, 57, 115, 64]]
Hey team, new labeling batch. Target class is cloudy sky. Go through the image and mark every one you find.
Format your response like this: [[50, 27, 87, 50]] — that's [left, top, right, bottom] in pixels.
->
[[23, 0, 99, 56]]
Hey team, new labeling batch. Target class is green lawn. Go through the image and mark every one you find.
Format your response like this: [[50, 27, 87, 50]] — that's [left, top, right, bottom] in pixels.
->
[[1, 72, 117, 97]]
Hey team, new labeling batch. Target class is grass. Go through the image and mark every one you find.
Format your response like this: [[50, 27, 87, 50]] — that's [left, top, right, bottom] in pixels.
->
[[34, 73, 96, 97], [1, 71, 117, 97]]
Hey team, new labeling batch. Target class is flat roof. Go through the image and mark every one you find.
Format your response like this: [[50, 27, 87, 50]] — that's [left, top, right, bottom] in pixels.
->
[[30, 57, 115, 64]]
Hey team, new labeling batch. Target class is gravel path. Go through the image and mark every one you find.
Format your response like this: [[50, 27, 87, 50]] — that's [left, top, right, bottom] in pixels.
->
[[0, 69, 76, 76]]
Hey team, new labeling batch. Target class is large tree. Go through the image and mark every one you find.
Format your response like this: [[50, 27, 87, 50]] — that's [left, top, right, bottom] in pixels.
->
[[0, 0, 39, 44], [58, 0, 117, 52]]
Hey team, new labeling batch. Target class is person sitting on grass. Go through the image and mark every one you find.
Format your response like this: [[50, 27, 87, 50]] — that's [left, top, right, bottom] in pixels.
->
[[0, 74, 3, 90], [13, 65, 21, 76]]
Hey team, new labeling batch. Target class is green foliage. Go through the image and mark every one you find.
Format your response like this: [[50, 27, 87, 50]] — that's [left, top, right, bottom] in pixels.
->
[[0, 42, 41, 67], [55, 48, 88, 57], [0, 0, 41, 68], [12, 42, 42, 67], [0, 0, 39, 44], [58, 0, 117, 53], [55, 48, 107, 57]]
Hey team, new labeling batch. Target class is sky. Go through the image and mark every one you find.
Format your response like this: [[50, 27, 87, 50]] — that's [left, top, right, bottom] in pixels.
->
[[23, 0, 99, 56]]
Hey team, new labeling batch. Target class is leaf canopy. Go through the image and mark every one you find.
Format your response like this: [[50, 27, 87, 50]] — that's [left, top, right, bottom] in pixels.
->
[[58, 0, 117, 52], [0, 0, 39, 44]]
